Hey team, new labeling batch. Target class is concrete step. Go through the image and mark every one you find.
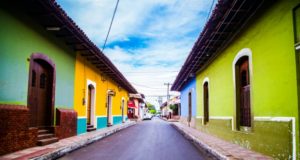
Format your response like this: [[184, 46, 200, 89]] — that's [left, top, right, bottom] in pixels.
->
[[87, 124, 94, 128], [87, 127, 96, 132], [38, 129, 50, 134], [37, 137, 59, 146], [37, 133, 54, 140]]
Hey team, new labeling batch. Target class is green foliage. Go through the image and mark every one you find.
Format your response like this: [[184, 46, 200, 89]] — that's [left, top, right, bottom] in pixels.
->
[[169, 104, 177, 111], [146, 102, 156, 114], [146, 102, 156, 110], [149, 109, 156, 114]]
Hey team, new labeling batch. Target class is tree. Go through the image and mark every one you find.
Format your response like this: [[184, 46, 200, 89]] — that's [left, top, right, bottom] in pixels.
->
[[146, 102, 156, 114]]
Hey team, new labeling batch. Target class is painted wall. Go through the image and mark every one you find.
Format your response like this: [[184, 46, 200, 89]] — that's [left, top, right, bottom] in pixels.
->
[[74, 54, 129, 134], [180, 77, 196, 117], [0, 9, 75, 108], [195, 1, 299, 159]]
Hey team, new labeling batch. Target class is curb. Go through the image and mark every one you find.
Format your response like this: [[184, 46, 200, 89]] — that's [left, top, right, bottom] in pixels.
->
[[171, 123, 227, 160], [31, 121, 136, 160]]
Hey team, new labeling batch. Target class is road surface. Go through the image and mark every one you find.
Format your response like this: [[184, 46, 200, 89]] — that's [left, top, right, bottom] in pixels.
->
[[58, 118, 209, 160]]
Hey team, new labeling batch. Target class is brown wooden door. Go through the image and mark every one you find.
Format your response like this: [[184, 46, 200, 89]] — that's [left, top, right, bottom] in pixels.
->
[[239, 58, 251, 127], [87, 85, 92, 124], [107, 95, 112, 125], [29, 59, 53, 127], [188, 92, 192, 122], [203, 82, 209, 124]]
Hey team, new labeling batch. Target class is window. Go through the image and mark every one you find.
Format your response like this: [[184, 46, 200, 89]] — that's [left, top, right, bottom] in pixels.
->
[[235, 56, 251, 129], [203, 82, 209, 124], [40, 73, 46, 89]]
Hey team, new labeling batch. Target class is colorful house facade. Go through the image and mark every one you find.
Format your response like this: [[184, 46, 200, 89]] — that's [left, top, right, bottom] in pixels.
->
[[74, 53, 136, 134], [172, 0, 300, 159], [0, 0, 136, 155], [127, 93, 145, 119], [178, 78, 197, 127]]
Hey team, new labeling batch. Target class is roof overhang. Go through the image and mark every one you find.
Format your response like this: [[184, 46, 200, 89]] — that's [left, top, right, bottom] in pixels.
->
[[3, 0, 137, 93], [171, 0, 273, 91]]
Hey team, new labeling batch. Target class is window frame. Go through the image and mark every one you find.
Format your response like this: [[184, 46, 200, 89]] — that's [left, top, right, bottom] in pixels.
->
[[293, 4, 300, 51], [232, 48, 253, 132]]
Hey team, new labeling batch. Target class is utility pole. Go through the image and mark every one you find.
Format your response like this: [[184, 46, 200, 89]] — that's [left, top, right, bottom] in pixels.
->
[[164, 83, 172, 101]]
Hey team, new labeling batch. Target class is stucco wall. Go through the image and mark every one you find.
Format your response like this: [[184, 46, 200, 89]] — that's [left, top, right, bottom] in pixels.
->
[[180, 78, 197, 117], [74, 54, 129, 134], [0, 8, 75, 108], [195, 1, 299, 159]]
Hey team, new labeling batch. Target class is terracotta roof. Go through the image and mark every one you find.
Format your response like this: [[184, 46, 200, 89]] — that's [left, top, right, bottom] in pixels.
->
[[171, 0, 272, 91], [5, 0, 137, 93]]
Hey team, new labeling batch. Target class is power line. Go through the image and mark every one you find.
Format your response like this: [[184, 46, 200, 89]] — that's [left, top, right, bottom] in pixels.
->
[[205, 0, 216, 22], [130, 82, 166, 89], [123, 71, 179, 73], [102, 0, 120, 51]]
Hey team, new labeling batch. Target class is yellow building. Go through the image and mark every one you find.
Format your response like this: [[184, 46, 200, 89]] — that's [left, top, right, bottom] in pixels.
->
[[74, 53, 137, 134]]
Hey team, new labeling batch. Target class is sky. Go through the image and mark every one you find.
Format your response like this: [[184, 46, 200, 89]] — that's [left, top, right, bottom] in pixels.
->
[[57, 0, 216, 108]]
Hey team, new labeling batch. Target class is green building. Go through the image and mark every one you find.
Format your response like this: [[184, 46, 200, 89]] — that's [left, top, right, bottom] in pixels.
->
[[172, 0, 300, 159], [0, 0, 136, 155]]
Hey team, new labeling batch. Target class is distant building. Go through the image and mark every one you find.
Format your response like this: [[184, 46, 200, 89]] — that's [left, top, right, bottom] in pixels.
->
[[128, 93, 145, 119]]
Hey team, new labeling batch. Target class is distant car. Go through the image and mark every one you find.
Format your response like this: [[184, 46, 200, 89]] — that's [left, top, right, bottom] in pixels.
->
[[143, 113, 152, 120]]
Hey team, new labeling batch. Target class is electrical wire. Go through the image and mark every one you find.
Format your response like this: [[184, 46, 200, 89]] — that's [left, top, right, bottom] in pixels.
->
[[205, 0, 216, 22], [102, 0, 120, 51]]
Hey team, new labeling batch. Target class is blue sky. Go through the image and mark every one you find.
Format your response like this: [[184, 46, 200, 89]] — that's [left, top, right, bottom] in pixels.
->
[[57, 0, 216, 107]]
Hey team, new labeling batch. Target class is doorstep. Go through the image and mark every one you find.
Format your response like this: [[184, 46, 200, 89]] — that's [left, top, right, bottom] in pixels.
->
[[171, 122, 272, 160], [0, 121, 136, 160]]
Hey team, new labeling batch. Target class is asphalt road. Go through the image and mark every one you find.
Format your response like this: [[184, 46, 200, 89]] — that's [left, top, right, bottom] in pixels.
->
[[58, 118, 208, 160]]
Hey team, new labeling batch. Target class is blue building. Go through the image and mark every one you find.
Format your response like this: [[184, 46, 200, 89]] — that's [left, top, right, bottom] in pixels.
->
[[178, 77, 197, 127]]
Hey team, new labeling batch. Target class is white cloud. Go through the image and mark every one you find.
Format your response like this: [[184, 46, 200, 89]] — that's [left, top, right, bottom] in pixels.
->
[[57, 0, 214, 107]]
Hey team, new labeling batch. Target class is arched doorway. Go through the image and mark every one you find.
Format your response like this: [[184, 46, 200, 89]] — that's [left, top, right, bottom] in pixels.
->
[[87, 84, 95, 125], [203, 81, 209, 125], [28, 53, 55, 127], [107, 90, 114, 127], [235, 56, 251, 129]]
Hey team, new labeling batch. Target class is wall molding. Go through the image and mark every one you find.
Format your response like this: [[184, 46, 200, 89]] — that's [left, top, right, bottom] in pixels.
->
[[77, 116, 87, 119], [96, 116, 107, 118], [196, 116, 295, 160], [255, 116, 295, 160]]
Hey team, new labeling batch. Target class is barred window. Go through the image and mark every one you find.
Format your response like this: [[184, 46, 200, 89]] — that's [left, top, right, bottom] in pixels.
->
[[40, 73, 46, 89], [236, 56, 251, 128]]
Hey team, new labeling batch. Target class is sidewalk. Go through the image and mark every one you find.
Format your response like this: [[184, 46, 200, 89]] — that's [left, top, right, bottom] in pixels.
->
[[171, 122, 272, 160], [0, 121, 136, 160], [160, 116, 179, 122]]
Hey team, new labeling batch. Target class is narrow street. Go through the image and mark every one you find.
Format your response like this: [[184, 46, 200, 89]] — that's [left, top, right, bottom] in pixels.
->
[[58, 118, 208, 160]]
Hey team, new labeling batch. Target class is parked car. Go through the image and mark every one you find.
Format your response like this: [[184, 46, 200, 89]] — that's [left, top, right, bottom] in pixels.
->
[[143, 113, 152, 120]]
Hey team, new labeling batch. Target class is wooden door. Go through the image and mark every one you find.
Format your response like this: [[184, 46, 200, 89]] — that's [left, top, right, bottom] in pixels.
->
[[87, 85, 92, 124], [203, 82, 209, 124], [239, 58, 251, 127], [29, 59, 53, 127], [107, 95, 112, 125], [188, 92, 192, 122]]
